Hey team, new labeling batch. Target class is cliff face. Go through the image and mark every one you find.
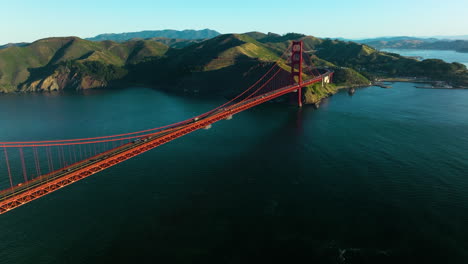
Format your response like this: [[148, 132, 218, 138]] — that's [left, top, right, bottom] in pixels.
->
[[20, 68, 107, 92]]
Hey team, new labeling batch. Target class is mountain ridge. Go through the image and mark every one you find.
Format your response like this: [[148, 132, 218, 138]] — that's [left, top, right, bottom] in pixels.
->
[[86, 29, 221, 42]]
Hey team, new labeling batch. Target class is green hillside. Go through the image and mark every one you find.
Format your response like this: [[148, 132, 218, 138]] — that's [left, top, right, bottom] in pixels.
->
[[125, 34, 287, 94], [258, 34, 468, 87], [1, 32, 467, 105], [145, 38, 202, 49], [0, 37, 168, 92], [313, 39, 468, 85], [165, 34, 280, 70]]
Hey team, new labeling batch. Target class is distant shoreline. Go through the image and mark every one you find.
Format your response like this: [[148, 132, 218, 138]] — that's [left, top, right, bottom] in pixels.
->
[[377, 78, 467, 89], [383, 47, 468, 54], [377, 77, 434, 83], [415, 86, 468, 90]]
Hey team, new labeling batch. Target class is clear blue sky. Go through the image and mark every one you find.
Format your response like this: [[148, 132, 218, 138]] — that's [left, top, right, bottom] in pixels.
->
[[1, 0, 467, 44]]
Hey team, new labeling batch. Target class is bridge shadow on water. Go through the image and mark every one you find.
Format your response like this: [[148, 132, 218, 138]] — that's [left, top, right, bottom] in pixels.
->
[[0, 101, 462, 264], [84, 105, 408, 264]]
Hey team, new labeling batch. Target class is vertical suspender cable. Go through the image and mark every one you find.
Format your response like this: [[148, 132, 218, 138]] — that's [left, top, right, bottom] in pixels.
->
[[19, 148, 28, 182], [3, 147, 13, 188]]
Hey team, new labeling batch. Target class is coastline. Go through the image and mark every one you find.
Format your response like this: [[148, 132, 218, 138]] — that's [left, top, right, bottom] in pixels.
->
[[307, 83, 371, 108], [377, 77, 432, 83], [415, 86, 468, 90], [377, 77, 467, 89]]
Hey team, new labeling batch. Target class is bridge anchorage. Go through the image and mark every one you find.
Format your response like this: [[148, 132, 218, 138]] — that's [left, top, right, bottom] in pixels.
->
[[0, 41, 333, 214]]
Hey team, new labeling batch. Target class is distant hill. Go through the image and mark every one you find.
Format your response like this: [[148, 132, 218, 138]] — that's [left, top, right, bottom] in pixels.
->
[[0, 42, 30, 49], [357, 36, 468, 53], [428, 35, 468, 40], [86, 29, 221, 42], [358, 36, 437, 43]]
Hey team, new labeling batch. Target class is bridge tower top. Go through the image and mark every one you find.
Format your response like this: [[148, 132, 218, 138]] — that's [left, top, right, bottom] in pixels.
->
[[290, 41, 303, 85], [291, 41, 303, 107]]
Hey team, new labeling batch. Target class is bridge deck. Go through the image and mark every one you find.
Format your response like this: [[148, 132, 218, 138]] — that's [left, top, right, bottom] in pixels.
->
[[0, 74, 327, 214]]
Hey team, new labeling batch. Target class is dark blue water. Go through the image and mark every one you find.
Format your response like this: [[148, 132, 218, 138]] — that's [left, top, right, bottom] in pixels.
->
[[0, 84, 468, 263]]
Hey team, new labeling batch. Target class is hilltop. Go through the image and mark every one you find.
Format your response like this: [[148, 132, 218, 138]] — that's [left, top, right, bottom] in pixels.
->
[[1, 32, 467, 105]]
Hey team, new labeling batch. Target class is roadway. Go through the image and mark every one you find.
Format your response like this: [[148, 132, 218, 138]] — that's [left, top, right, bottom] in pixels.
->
[[0, 71, 332, 214]]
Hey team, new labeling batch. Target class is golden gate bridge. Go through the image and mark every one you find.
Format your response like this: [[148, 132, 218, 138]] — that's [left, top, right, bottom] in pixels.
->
[[0, 41, 333, 214]]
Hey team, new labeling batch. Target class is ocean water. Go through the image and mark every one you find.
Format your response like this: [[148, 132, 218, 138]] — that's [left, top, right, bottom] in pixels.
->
[[382, 48, 468, 68], [0, 84, 467, 263]]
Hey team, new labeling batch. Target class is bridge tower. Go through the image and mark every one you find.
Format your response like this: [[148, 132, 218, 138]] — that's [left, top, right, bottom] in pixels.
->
[[291, 40, 303, 107]]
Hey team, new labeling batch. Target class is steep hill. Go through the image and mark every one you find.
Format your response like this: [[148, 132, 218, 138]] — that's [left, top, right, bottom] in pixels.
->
[[0, 37, 167, 92], [126, 34, 287, 95]]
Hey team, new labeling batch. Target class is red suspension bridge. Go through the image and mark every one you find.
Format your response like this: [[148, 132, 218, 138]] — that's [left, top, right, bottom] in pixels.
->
[[0, 41, 333, 214]]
